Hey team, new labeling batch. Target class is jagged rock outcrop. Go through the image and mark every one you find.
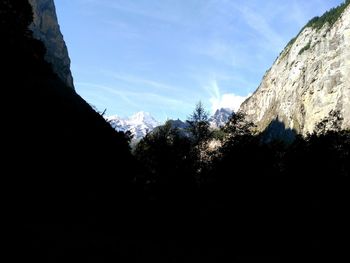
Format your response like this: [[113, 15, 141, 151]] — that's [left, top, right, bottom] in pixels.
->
[[209, 108, 233, 129], [28, 0, 74, 89], [240, 2, 350, 136]]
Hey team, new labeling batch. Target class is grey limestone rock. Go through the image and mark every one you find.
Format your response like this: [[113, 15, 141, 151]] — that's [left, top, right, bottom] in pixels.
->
[[28, 0, 74, 89], [240, 5, 350, 136]]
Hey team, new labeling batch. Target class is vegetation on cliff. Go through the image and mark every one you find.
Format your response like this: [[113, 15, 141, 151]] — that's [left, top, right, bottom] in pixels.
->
[[280, 0, 349, 59], [305, 0, 350, 30]]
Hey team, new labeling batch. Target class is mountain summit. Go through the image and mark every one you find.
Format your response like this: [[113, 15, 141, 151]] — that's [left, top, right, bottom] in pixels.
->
[[209, 108, 233, 129], [107, 108, 233, 141], [107, 112, 160, 141], [240, 1, 350, 136]]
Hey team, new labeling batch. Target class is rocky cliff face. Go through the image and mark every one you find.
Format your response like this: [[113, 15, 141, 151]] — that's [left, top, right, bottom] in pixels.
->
[[240, 3, 350, 136], [28, 0, 74, 89]]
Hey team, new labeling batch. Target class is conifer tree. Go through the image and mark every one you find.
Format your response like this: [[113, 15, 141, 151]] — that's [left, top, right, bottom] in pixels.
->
[[186, 101, 211, 146]]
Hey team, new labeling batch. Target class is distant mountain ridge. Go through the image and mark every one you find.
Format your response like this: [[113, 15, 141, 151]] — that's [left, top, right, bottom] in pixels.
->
[[107, 108, 233, 141], [106, 112, 160, 141]]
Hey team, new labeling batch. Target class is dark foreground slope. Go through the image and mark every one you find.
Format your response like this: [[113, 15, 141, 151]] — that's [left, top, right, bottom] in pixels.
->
[[2, 0, 135, 193], [2, 1, 349, 262], [1, 1, 143, 260]]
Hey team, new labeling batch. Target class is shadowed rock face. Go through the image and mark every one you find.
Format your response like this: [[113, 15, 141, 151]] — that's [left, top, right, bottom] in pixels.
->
[[28, 0, 74, 89], [240, 4, 350, 136]]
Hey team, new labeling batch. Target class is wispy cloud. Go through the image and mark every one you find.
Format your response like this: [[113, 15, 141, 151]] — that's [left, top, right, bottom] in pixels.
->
[[236, 5, 285, 52], [204, 80, 249, 113], [191, 40, 240, 67], [76, 82, 140, 107], [76, 82, 193, 111], [102, 20, 140, 39], [103, 71, 179, 92], [102, 0, 188, 27], [289, 1, 312, 28]]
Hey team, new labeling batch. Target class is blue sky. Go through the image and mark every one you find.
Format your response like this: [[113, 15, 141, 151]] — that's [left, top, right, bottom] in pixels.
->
[[55, 0, 344, 121]]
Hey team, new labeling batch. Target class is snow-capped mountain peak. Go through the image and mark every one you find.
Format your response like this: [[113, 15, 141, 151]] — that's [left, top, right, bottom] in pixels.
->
[[129, 112, 159, 127], [107, 108, 233, 142], [209, 108, 233, 128], [106, 112, 160, 141]]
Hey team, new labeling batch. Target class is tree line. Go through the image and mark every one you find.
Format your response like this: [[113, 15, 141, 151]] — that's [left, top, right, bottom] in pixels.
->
[[133, 102, 349, 189]]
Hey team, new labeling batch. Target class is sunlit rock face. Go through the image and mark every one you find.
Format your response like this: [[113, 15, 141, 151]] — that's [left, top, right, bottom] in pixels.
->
[[240, 5, 350, 136], [28, 0, 74, 89]]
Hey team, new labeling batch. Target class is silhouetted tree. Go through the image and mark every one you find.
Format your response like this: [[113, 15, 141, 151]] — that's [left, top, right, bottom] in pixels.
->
[[219, 112, 256, 151], [185, 101, 213, 182], [134, 120, 195, 197], [223, 112, 256, 138], [186, 101, 211, 146]]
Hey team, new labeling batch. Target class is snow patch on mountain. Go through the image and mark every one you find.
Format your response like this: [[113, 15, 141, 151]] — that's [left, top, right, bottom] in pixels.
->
[[106, 112, 160, 141], [107, 108, 233, 141], [209, 108, 233, 129]]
